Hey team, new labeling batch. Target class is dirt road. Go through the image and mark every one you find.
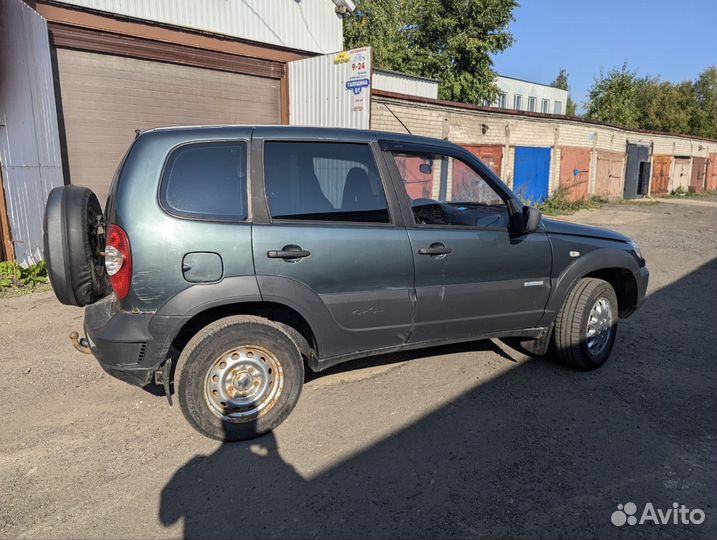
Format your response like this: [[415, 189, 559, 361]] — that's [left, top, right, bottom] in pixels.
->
[[1, 198, 715, 539]]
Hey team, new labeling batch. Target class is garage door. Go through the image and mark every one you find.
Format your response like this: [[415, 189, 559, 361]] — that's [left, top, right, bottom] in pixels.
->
[[650, 155, 672, 196], [690, 157, 706, 192], [461, 145, 503, 176], [594, 151, 624, 199], [672, 158, 691, 192], [56, 49, 281, 201], [558, 147, 591, 202], [513, 147, 551, 203]]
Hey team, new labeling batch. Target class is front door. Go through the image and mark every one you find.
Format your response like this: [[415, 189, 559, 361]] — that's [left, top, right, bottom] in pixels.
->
[[385, 146, 552, 344], [252, 136, 414, 359]]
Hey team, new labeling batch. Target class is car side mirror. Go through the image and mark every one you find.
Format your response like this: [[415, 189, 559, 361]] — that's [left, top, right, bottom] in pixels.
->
[[522, 205, 542, 234]]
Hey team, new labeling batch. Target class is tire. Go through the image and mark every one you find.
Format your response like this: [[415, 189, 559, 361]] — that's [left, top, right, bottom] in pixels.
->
[[553, 278, 618, 370], [175, 316, 305, 441], [43, 185, 109, 306]]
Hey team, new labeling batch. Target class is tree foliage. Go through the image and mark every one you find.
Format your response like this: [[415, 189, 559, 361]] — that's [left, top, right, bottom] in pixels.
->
[[691, 67, 717, 139], [585, 63, 641, 127], [634, 78, 694, 135], [550, 69, 577, 116], [585, 64, 716, 138], [344, 0, 518, 104]]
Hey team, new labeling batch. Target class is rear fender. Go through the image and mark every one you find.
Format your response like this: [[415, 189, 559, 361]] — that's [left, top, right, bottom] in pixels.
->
[[153, 275, 339, 367]]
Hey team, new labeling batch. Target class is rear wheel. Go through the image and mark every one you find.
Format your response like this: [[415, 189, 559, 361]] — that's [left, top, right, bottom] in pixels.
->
[[553, 278, 618, 370], [175, 316, 304, 441]]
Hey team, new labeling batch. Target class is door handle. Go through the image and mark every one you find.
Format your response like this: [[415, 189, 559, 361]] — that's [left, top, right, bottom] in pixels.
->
[[267, 247, 311, 259], [418, 244, 452, 256]]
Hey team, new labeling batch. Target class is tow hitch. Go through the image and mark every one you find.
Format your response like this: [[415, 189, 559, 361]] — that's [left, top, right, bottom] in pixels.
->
[[69, 331, 91, 354]]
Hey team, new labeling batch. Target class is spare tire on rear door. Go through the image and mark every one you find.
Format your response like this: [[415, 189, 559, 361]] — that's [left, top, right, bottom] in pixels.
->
[[43, 185, 110, 307]]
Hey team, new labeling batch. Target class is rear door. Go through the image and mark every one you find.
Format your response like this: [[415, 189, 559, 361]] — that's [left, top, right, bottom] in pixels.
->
[[383, 142, 552, 344], [251, 130, 414, 359]]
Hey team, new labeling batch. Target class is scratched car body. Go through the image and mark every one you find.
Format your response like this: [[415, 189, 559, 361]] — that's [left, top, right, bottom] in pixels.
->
[[43, 126, 649, 441]]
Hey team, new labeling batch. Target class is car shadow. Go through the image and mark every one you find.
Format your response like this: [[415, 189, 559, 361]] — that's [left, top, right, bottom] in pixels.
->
[[159, 259, 716, 539]]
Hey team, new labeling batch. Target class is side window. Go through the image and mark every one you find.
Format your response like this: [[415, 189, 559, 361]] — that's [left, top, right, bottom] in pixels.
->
[[263, 142, 390, 223], [161, 142, 247, 221], [391, 152, 510, 229]]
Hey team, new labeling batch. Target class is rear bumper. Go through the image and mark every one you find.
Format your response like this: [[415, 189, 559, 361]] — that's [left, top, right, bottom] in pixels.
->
[[83, 294, 186, 387]]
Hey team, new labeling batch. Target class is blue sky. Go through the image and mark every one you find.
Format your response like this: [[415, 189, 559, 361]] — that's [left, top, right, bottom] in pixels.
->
[[492, 0, 717, 112]]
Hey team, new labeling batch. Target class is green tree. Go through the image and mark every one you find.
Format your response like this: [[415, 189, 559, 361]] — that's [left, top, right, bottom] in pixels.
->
[[585, 63, 641, 127], [691, 66, 717, 139], [634, 77, 695, 135], [550, 68, 577, 116], [344, 0, 518, 104]]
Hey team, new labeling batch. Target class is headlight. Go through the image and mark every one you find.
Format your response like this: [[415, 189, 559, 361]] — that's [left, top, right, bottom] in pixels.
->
[[628, 238, 643, 261]]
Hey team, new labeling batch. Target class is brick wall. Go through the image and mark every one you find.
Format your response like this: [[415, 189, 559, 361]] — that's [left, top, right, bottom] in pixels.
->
[[371, 93, 717, 198]]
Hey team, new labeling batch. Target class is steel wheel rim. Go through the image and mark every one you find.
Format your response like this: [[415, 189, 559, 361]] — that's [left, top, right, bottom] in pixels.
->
[[204, 345, 284, 422], [586, 297, 613, 355]]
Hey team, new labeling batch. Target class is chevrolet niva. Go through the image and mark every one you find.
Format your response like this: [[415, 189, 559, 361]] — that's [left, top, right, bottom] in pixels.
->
[[44, 126, 648, 441]]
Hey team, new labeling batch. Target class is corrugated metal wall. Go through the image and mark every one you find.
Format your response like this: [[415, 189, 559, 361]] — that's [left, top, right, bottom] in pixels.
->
[[0, 0, 64, 265], [373, 70, 439, 99], [289, 48, 371, 129], [52, 0, 344, 54]]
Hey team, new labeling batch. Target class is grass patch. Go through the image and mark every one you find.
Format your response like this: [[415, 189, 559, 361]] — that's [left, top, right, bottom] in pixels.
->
[[532, 187, 607, 216], [611, 198, 661, 207], [660, 186, 717, 199], [0, 261, 49, 294], [524, 187, 664, 215]]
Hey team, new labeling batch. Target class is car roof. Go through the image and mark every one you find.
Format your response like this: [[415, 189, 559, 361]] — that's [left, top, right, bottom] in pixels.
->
[[144, 124, 453, 148]]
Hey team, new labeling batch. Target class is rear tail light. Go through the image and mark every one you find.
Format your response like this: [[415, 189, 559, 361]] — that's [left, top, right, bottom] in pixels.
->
[[105, 224, 131, 299]]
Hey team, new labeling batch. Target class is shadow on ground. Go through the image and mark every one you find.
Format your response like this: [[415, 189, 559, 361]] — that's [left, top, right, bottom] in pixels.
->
[[159, 259, 717, 539]]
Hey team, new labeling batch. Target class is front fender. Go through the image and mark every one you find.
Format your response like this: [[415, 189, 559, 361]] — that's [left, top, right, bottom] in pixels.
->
[[540, 243, 641, 326]]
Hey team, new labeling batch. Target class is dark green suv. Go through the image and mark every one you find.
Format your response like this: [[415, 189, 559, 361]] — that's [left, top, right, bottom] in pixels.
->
[[44, 126, 649, 441]]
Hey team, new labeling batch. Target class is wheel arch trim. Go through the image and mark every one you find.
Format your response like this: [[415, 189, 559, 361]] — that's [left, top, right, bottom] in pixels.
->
[[153, 275, 335, 367], [540, 248, 641, 326]]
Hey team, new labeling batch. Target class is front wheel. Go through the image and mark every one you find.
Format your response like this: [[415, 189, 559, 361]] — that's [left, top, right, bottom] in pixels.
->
[[175, 316, 304, 441], [553, 278, 618, 370]]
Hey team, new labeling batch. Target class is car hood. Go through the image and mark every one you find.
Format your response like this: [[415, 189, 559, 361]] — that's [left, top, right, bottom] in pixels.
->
[[542, 217, 629, 242]]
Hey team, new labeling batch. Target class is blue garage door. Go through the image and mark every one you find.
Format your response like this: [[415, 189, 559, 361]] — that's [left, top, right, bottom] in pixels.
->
[[513, 147, 551, 203]]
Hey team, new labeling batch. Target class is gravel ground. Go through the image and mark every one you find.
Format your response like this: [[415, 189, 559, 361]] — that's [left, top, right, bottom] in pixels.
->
[[1, 198, 715, 539]]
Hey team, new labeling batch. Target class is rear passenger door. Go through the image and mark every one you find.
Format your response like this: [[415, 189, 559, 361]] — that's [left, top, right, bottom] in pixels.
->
[[251, 131, 414, 360]]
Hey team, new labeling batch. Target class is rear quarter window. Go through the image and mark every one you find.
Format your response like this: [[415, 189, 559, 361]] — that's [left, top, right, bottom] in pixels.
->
[[160, 141, 248, 221]]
